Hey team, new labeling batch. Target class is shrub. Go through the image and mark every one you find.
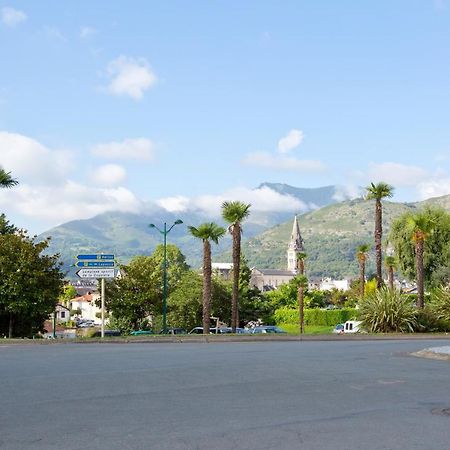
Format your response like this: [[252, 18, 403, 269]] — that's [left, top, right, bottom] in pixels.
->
[[359, 288, 416, 333], [273, 307, 357, 326], [430, 287, 450, 321], [415, 306, 450, 332]]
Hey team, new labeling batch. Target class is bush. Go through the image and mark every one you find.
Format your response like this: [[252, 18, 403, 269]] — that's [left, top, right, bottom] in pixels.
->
[[273, 307, 357, 326], [415, 306, 450, 332], [359, 288, 417, 333], [430, 287, 450, 321]]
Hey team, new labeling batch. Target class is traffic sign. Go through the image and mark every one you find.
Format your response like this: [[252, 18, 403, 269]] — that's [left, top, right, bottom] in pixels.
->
[[76, 261, 115, 268], [76, 254, 115, 260], [76, 268, 115, 279]]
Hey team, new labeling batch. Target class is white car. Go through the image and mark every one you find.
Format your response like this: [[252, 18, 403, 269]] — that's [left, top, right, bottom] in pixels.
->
[[343, 320, 362, 333]]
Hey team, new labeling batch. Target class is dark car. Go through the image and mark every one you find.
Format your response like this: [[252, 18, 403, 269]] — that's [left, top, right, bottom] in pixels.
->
[[159, 328, 187, 335], [92, 329, 121, 337], [250, 326, 287, 334]]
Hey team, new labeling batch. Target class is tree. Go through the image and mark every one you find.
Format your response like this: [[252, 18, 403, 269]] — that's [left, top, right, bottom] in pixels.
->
[[59, 284, 78, 308], [356, 244, 371, 297], [221, 200, 251, 331], [390, 207, 450, 290], [188, 222, 226, 334], [0, 231, 63, 337], [384, 255, 397, 291], [0, 168, 18, 189], [407, 212, 435, 308], [0, 214, 18, 235], [365, 182, 394, 289]]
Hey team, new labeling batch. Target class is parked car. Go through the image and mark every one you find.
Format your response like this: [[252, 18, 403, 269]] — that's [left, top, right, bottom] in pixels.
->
[[130, 330, 153, 336], [250, 326, 287, 334], [91, 329, 121, 337], [188, 327, 204, 334], [332, 323, 345, 334], [159, 328, 187, 335]]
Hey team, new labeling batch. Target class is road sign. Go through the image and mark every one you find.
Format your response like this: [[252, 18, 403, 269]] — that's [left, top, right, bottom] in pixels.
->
[[76, 254, 115, 260], [76, 261, 115, 268], [76, 268, 115, 279]]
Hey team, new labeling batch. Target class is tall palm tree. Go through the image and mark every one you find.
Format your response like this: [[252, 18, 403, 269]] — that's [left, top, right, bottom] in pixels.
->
[[384, 255, 397, 291], [366, 182, 394, 289], [188, 223, 226, 334], [296, 252, 307, 334], [356, 243, 371, 298], [221, 201, 251, 331], [407, 213, 434, 308], [0, 169, 18, 188]]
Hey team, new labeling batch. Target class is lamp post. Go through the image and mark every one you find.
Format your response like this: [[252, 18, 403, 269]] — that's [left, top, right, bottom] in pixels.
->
[[149, 219, 183, 333]]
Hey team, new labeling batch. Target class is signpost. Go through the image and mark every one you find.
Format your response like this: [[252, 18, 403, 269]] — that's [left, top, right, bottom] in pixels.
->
[[75, 254, 116, 338]]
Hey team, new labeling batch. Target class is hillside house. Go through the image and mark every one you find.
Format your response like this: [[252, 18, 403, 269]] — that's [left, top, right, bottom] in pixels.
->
[[70, 293, 102, 323]]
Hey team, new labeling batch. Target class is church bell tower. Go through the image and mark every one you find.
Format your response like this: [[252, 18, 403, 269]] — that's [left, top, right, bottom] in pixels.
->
[[287, 215, 304, 272]]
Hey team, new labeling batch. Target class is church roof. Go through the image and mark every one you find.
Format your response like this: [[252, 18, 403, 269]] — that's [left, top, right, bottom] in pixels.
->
[[254, 269, 295, 276], [288, 215, 304, 252]]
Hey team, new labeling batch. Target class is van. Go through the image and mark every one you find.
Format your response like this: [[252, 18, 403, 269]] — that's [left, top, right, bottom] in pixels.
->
[[343, 320, 362, 334]]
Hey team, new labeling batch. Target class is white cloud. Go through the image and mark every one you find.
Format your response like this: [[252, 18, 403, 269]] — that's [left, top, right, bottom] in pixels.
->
[[93, 164, 127, 187], [1, 7, 27, 27], [157, 186, 309, 218], [0, 131, 72, 185], [80, 26, 97, 39], [43, 26, 66, 42], [332, 184, 363, 202], [91, 138, 155, 161], [417, 177, 450, 200], [242, 151, 326, 172], [367, 162, 428, 187], [278, 129, 304, 154], [105, 56, 157, 100]]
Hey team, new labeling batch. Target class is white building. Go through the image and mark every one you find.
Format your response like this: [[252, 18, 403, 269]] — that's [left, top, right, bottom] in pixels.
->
[[319, 278, 350, 291], [70, 293, 102, 323]]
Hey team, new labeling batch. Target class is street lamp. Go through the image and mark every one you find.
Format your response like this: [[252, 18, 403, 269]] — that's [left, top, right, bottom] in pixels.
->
[[149, 219, 183, 333]]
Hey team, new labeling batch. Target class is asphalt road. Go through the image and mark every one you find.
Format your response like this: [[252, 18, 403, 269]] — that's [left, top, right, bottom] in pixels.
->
[[1, 340, 450, 450]]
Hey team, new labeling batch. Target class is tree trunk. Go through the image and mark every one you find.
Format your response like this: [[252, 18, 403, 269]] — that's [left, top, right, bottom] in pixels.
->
[[8, 312, 13, 339], [298, 286, 304, 334], [359, 260, 365, 298], [231, 225, 241, 332], [416, 239, 425, 308], [388, 267, 394, 291], [375, 199, 383, 289], [202, 240, 212, 334]]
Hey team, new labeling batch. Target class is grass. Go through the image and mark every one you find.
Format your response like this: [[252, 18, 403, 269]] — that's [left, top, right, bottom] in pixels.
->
[[279, 323, 333, 335]]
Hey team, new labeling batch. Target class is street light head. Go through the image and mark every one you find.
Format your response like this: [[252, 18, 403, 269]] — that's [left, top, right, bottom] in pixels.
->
[[174, 219, 183, 225], [149, 224, 155, 228]]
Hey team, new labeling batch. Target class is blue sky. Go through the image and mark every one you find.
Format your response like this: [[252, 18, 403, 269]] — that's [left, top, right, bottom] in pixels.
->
[[0, 0, 449, 233]]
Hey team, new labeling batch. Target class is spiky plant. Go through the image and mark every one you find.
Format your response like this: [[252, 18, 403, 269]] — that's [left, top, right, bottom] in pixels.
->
[[359, 288, 417, 333], [430, 287, 450, 322]]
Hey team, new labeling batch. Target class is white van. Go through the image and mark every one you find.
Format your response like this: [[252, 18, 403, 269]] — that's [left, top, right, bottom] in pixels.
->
[[343, 320, 362, 333]]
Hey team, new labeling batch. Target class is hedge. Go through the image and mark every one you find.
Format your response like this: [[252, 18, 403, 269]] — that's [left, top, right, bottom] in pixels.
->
[[273, 307, 358, 326]]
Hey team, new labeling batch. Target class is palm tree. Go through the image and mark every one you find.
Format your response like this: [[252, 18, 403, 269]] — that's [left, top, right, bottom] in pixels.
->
[[296, 252, 307, 334], [0, 169, 18, 188], [356, 243, 371, 298], [188, 223, 226, 334], [366, 182, 394, 289], [221, 201, 251, 331], [384, 255, 397, 291], [407, 213, 434, 308]]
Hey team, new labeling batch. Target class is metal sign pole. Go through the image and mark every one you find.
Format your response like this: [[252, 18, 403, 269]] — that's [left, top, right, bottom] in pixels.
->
[[101, 278, 105, 338]]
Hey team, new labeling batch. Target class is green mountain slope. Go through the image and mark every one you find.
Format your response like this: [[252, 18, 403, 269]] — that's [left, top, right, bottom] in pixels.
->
[[220, 195, 450, 278]]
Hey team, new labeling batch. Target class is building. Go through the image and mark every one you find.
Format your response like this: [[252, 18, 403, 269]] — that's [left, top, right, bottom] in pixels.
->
[[250, 215, 303, 290], [211, 262, 233, 280], [69, 293, 102, 323]]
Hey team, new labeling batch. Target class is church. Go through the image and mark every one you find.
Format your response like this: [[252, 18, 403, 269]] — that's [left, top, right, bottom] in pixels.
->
[[250, 215, 304, 291]]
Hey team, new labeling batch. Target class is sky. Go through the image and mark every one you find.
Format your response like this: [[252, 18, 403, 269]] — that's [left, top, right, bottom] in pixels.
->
[[0, 0, 449, 234]]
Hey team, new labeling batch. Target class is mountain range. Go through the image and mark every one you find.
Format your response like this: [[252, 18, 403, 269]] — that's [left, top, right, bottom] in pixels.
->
[[37, 183, 450, 280]]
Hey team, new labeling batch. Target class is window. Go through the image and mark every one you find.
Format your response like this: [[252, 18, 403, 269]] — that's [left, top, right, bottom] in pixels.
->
[[61, 311, 66, 318]]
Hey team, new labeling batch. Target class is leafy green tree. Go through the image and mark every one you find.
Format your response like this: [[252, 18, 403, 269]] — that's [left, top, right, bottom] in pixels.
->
[[0, 231, 63, 337], [221, 200, 251, 331], [365, 182, 394, 289], [356, 243, 371, 297], [0, 214, 18, 235], [188, 222, 226, 334], [390, 207, 450, 296], [60, 284, 78, 307], [0, 168, 18, 189]]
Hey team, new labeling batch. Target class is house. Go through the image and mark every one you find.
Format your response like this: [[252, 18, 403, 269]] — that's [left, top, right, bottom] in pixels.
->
[[55, 303, 70, 323], [69, 292, 102, 323], [319, 278, 350, 292], [211, 263, 233, 280]]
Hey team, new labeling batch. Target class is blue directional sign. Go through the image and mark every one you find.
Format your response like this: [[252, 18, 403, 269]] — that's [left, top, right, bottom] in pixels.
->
[[77, 254, 115, 260], [76, 261, 115, 268]]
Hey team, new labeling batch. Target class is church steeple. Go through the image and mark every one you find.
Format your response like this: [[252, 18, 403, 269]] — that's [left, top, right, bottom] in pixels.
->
[[287, 215, 304, 271]]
